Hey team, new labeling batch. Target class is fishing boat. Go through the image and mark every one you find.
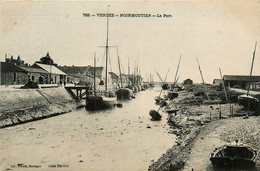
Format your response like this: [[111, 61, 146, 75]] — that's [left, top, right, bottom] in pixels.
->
[[114, 47, 133, 100], [165, 108, 179, 115], [115, 87, 133, 100], [167, 90, 178, 100], [154, 96, 165, 105], [86, 54, 116, 110], [237, 43, 259, 112], [100, 6, 117, 107], [86, 6, 116, 110], [154, 68, 170, 104], [238, 94, 259, 111], [149, 109, 162, 121], [210, 144, 258, 170], [164, 55, 181, 101]]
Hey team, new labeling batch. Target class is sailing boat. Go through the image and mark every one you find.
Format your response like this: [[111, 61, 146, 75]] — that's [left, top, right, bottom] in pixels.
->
[[100, 6, 117, 107], [154, 69, 170, 105], [86, 53, 116, 110], [115, 47, 133, 100], [238, 42, 259, 112], [86, 6, 116, 110]]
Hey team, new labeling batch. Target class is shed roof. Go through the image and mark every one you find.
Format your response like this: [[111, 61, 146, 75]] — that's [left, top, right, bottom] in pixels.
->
[[213, 79, 223, 83], [223, 75, 260, 82], [19, 66, 48, 74], [33, 63, 67, 75]]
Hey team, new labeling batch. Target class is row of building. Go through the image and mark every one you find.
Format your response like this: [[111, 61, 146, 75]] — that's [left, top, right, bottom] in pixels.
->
[[213, 76, 260, 91], [181, 76, 260, 91], [1, 53, 259, 91], [0, 53, 143, 86]]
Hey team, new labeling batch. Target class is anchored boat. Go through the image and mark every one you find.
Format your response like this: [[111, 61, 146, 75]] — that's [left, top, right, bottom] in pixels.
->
[[85, 7, 117, 110], [115, 47, 133, 100], [238, 94, 259, 111], [237, 42, 259, 112], [210, 144, 258, 170], [115, 88, 133, 100]]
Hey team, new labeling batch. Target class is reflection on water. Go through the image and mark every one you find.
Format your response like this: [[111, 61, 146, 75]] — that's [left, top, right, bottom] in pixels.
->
[[0, 87, 176, 171]]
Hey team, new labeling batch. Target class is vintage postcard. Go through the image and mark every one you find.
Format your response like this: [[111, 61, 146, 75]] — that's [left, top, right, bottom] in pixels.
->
[[0, 1, 259, 171]]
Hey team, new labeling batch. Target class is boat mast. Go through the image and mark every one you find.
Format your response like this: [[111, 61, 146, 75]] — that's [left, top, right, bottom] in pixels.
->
[[139, 67, 141, 85], [247, 42, 257, 96], [128, 57, 130, 85], [136, 62, 138, 85], [219, 68, 228, 101], [196, 57, 209, 100], [117, 47, 123, 88], [105, 5, 110, 93], [173, 54, 181, 87], [164, 67, 170, 84], [133, 61, 136, 85], [94, 52, 96, 96], [150, 73, 151, 84]]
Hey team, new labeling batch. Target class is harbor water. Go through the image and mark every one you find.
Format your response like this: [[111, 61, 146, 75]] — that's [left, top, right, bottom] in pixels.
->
[[0, 87, 176, 171]]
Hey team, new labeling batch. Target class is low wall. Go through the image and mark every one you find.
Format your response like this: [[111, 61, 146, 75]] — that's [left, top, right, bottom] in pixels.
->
[[0, 87, 77, 128]]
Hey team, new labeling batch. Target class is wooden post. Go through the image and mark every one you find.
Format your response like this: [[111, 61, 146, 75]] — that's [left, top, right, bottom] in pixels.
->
[[219, 104, 222, 119], [80, 89, 82, 100], [231, 105, 234, 117]]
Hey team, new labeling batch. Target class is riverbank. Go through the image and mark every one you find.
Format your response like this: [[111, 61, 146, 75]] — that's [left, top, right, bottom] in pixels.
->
[[149, 89, 259, 171], [0, 87, 78, 128]]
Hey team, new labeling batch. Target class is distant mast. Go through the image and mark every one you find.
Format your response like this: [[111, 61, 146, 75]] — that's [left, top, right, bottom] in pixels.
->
[[94, 52, 96, 96], [196, 57, 209, 100], [117, 47, 123, 88], [247, 42, 257, 96], [128, 57, 130, 85], [173, 55, 181, 86], [105, 5, 110, 93]]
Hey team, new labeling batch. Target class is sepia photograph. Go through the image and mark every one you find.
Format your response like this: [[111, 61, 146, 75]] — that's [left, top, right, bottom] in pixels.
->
[[0, 0, 259, 170]]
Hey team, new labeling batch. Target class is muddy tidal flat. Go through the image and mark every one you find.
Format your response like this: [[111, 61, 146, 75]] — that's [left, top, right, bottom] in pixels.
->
[[0, 88, 176, 171]]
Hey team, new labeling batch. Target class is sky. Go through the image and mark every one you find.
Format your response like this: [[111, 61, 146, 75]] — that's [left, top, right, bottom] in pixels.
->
[[1, 0, 260, 83]]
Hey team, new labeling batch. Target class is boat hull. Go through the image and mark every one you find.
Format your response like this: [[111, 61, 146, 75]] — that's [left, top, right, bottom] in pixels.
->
[[102, 96, 117, 108], [86, 96, 116, 110], [238, 94, 259, 111], [210, 145, 258, 170], [167, 91, 178, 100], [115, 88, 133, 100], [149, 110, 162, 120]]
